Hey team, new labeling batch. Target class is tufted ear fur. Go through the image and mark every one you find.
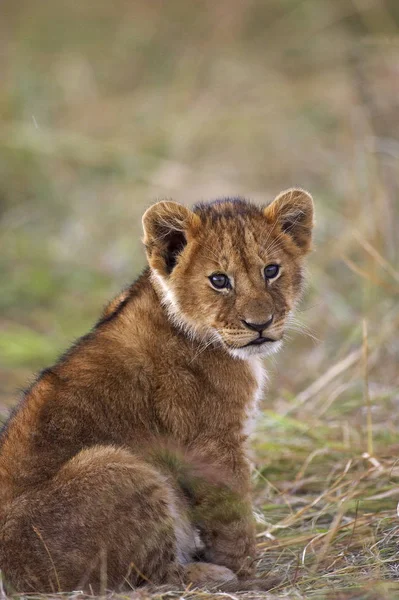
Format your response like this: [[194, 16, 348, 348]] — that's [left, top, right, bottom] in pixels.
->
[[142, 201, 201, 275], [264, 188, 314, 253]]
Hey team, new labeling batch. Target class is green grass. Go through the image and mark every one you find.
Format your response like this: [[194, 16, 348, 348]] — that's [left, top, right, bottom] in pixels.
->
[[1, 0, 399, 598]]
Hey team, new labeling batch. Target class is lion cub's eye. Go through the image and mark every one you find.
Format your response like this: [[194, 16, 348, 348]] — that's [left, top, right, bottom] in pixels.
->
[[209, 273, 230, 290], [264, 264, 280, 280]]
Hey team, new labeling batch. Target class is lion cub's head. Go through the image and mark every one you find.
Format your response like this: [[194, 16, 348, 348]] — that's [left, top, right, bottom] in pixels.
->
[[142, 189, 314, 359]]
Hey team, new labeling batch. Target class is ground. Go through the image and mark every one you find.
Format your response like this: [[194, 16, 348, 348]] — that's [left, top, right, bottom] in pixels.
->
[[0, 1, 399, 598]]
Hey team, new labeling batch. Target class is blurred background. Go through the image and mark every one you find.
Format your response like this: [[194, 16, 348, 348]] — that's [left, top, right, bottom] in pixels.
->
[[1, 0, 398, 440]]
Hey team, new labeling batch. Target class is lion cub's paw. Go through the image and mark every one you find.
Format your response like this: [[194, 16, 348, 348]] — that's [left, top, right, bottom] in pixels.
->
[[182, 562, 238, 588]]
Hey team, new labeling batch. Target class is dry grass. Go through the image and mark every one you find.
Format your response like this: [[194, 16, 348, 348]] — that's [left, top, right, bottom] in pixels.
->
[[1, 0, 399, 598]]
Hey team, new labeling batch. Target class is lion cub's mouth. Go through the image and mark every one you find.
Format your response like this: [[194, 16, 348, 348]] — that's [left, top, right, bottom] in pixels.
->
[[244, 335, 277, 347]]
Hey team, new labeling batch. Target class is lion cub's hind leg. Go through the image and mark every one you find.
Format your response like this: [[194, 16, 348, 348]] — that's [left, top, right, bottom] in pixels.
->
[[1, 446, 187, 593]]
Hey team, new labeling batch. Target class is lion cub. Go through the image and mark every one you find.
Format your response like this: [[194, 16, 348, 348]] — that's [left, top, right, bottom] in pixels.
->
[[0, 189, 314, 593]]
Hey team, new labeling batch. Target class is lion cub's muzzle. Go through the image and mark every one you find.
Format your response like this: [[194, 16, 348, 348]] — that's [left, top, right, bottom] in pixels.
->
[[221, 314, 283, 349], [240, 314, 278, 347]]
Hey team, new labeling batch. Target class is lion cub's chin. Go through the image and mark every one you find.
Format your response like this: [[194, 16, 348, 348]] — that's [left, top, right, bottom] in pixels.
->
[[226, 339, 283, 360]]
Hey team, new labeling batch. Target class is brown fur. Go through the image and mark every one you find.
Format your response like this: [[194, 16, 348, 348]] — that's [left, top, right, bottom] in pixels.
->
[[0, 189, 314, 593]]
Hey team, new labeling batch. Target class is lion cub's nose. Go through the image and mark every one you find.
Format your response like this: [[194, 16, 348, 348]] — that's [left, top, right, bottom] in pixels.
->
[[241, 315, 274, 333]]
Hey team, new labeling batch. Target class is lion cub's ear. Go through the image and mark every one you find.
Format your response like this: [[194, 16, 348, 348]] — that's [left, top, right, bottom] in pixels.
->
[[142, 201, 201, 275], [264, 188, 314, 253]]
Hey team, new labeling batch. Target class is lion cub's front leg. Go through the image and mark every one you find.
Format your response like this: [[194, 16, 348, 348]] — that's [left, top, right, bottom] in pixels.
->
[[197, 491, 256, 577], [188, 446, 256, 578], [150, 440, 256, 578]]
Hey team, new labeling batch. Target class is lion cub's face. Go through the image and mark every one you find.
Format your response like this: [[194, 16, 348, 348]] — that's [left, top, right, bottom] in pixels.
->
[[143, 189, 314, 359]]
